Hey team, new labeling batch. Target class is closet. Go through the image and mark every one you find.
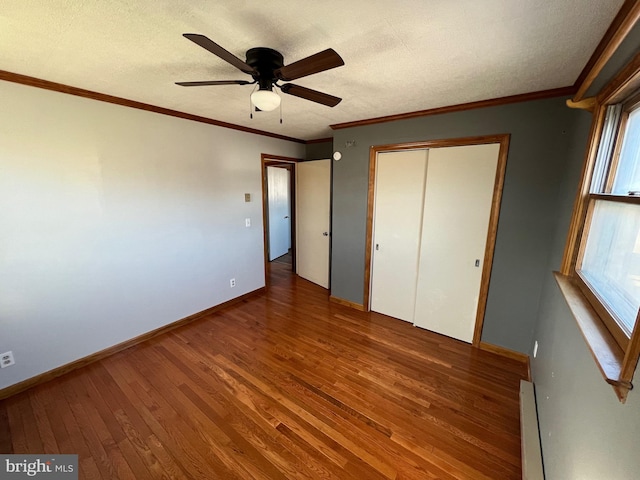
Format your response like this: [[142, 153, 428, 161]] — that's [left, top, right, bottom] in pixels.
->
[[369, 142, 503, 343]]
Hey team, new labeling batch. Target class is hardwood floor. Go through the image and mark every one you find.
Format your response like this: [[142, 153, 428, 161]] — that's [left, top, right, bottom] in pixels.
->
[[272, 249, 293, 266], [0, 262, 527, 479]]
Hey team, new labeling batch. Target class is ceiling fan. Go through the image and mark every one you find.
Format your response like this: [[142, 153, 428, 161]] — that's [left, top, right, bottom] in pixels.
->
[[176, 34, 344, 112]]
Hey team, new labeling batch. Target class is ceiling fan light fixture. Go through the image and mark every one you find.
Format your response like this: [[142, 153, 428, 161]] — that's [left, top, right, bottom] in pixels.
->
[[251, 88, 281, 112], [178, 35, 344, 111]]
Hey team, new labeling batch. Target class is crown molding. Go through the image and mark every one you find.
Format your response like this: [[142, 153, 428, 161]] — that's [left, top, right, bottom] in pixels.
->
[[305, 137, 333, 144], [330, 86, 576, 130], [572, 0, 640, 102], [0, 70, 305, 144]]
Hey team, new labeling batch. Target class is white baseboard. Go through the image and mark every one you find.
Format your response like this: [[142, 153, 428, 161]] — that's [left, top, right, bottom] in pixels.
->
[[520, 380, 545, 480]]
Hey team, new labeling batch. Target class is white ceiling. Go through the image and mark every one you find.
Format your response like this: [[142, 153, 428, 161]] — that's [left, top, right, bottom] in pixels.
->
[[0, 0, 624, 141]]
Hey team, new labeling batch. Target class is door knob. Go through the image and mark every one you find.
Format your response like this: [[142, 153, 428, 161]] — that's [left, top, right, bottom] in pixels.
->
[[323, 232, 329, 236]]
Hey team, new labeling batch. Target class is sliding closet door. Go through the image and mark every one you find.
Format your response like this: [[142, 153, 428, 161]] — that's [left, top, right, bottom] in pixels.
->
[[412, 143, 500, 342], [370, 150, 427, 322]]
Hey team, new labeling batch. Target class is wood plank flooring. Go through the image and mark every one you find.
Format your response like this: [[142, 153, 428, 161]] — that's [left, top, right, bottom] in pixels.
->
[[0, 262, 527, 479]]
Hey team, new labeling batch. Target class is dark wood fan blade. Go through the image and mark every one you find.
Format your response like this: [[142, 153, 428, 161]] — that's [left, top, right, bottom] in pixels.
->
[[175, 80, 252, 86], [280, 83, 342, 107], [274, 49, 344, 81], [183, 34, 256, 75]]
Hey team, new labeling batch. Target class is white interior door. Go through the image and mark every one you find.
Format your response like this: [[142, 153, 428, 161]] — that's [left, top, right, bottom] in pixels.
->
[[413, 143, 500, 342], [267, 166, 291, 261], [296, 159, 330, 288], [370, 150, 428, 322]]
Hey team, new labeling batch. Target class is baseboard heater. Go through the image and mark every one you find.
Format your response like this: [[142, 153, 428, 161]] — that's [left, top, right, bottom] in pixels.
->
[[520, 380, 545, 480]]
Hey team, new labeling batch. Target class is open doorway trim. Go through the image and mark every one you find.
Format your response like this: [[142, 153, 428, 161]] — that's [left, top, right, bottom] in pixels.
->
[[363, 134, 510, 346], [260, 153, 301, 289]]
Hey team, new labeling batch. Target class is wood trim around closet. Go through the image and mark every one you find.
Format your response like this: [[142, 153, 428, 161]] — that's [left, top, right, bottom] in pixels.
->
[[362, 134, 511, 347], [472, 135, 510, 345]]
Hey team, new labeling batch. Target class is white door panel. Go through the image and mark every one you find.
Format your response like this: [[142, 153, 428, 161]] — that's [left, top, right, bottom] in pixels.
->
[[296, 160, 330, 288], [413, 143, 500, 342], [370, 150, 427, 322]]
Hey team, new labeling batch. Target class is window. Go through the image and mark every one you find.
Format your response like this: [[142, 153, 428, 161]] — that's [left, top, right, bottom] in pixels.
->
[[561, 59, 640, 403], [576, 104, 640, 350], [579, 199, 640, 343]]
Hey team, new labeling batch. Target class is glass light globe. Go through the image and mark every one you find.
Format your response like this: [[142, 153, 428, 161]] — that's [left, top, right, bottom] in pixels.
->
[[251, 89, 281, 111]]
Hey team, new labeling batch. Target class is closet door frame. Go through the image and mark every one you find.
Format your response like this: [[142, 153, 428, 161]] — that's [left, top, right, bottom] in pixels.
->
[[363, 134, 510, 346]]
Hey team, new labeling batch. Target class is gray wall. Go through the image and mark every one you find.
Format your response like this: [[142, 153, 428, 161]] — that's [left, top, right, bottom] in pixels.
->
[[331, 98, 585, 353], [305, 140, 333, 161], [530, 26, 640, 480], [531, 108, 640, 480], [533, 273, 640, 479]]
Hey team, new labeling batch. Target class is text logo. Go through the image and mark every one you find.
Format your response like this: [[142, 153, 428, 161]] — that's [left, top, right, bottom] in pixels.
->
[[0, 455, 77, 479]]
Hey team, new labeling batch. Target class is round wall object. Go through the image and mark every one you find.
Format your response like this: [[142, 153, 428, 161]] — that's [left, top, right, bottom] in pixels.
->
[[333, 151, 342, 161]]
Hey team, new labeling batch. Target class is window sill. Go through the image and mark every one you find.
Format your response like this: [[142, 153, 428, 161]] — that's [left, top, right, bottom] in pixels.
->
[[553, 272, 632, 402]]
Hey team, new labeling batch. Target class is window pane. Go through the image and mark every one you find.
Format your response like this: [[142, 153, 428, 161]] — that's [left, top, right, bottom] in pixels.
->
[[591, 104, 622, 193], [580, 200, 640, 335], [612, 108, 640, 195]]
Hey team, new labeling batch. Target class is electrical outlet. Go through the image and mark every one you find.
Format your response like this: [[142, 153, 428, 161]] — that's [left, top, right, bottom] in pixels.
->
[[533, 341, 539, 358], [1, 351, 15, 368], [230, 278, 236, 288]]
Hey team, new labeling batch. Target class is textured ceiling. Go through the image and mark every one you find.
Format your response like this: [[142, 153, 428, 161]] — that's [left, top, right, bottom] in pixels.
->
[[0, 0, 625, 140]]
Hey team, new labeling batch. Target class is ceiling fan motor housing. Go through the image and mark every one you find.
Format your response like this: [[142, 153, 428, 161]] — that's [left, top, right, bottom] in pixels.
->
[[245, 47, 284, 90]]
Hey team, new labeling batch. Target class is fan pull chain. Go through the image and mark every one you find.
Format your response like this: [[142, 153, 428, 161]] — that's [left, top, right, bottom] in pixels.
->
[[279, 98, 283, 124], [249, 84, 259, 119]]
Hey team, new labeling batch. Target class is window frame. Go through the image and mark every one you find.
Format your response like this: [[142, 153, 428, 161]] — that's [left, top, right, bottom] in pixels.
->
[[575, 194, 640, 349], [561, 52, 640, 403]]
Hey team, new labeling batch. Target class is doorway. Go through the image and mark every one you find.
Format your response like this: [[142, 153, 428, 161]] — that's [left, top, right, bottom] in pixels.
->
[[260, 154, 333, 291], [261, 154, 298, 286], [266, 165, 292, 263], [365, 135, 510, 345]]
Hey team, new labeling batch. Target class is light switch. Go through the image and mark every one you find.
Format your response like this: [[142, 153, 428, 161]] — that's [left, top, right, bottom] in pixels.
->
[[244, 193, 251, 202], [245, 218, 251, 227]]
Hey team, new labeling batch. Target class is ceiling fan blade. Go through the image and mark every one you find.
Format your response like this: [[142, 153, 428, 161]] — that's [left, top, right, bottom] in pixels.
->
[[183, 33, 256, 75], [176, 80, 252, 86], [275, 49, 344, 81], [280, 84, 342, 107]]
